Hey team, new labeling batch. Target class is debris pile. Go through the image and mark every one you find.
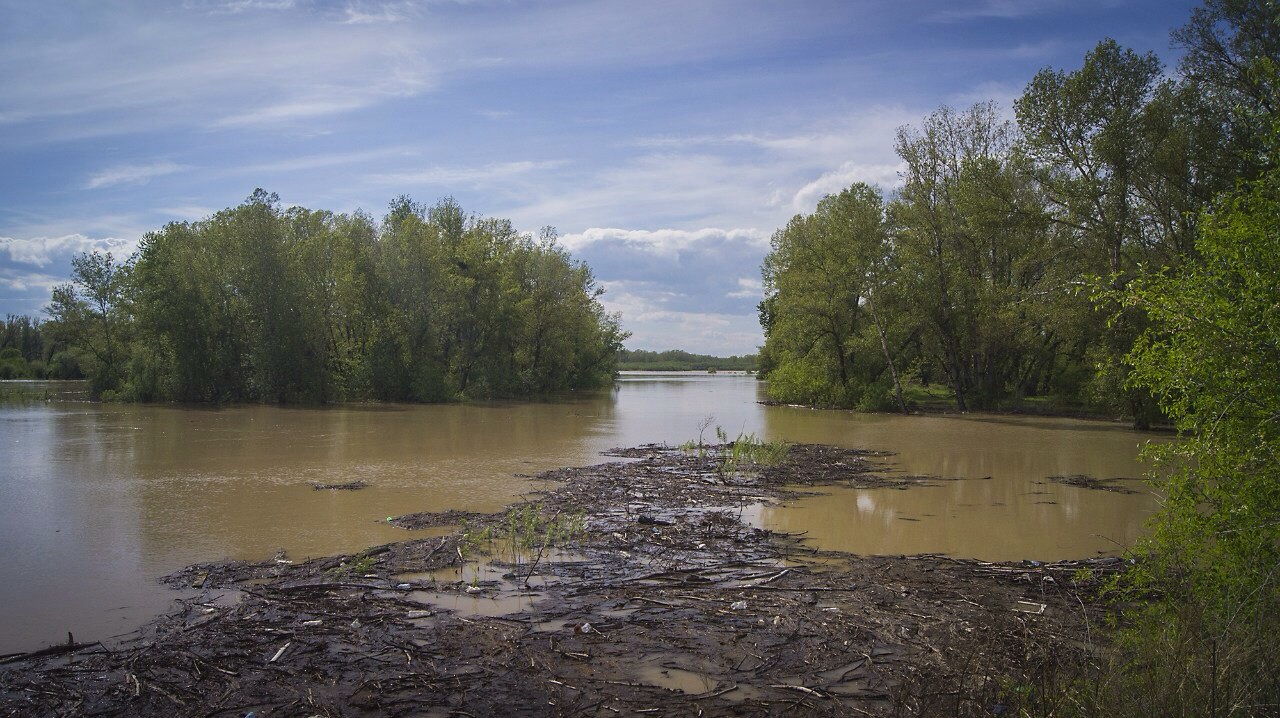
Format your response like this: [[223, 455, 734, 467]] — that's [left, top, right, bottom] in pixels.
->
[[0, 444, 1123, 717]]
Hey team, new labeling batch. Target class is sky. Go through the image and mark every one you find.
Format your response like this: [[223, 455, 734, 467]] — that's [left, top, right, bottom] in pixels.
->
[[0, 0, 1198, 355]]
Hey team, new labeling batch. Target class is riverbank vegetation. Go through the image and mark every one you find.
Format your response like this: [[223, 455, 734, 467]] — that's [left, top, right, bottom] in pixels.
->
[[760, 2, 1280, 713], [1080, 126, 1280, 717], [0, 315, 81, 380], [758, 2, 1277, 432], [43, 194, 627, 403], [617, 349, 757, 372]]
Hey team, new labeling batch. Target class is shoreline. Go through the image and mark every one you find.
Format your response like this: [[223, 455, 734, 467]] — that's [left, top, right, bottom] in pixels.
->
[[0, 444, 1123, 716]]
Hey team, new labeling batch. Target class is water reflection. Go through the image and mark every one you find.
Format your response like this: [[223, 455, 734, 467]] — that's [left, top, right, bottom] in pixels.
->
[[752, 406, 1164, 561]]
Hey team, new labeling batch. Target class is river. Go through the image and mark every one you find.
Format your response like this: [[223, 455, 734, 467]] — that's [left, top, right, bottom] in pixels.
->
[[0, 373, 1163, 653]]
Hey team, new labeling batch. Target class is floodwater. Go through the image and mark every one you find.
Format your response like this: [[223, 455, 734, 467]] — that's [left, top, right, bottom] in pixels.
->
[[0, 374, 1164, 653]]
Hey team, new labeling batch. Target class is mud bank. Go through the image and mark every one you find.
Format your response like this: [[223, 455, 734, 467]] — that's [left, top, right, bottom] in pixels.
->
[[0, 444, 1127, 717]]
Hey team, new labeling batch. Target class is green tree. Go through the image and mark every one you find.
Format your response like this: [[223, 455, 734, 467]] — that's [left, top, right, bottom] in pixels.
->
[[1015, 39, 1220, 425], [46, 252, 129, 396], [760, 183, 902, 408], [1098, 131, 1280, 717], [102, 191, 623, 404], [892, 102, 1054, 410], [1173, 0, 1280, 177]]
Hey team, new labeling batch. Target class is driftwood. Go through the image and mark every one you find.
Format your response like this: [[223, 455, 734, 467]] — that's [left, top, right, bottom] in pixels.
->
[[1, 444, 1122, 717]]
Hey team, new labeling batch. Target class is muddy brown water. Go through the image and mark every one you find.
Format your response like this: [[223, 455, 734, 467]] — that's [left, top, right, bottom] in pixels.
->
[[0, 374, 1164, 654]]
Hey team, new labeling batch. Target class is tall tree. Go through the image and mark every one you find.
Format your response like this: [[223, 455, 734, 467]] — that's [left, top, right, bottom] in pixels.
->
[[892, 102, 1053, 410], [46, 252, 129, 396], [1106, 126, 1280, 716], [760, 183, 903, 408]]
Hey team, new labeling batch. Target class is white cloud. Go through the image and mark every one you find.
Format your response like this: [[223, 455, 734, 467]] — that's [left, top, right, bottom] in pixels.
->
[[790, 161, 904, 211], [0, 5, 438, 138], [727, 277, 762, 300], [228, 146, 419, 176], [513, 108, 914, 232], [558, 227, 766, 256], [0, 234, 139, 268], [0, 268, 67, 294], [930, 0, 1067, 22], [602, 280, 762, 355], [85, 161, 189, 190], [341, 1, 419, 25], [202, 0, 299, 14]]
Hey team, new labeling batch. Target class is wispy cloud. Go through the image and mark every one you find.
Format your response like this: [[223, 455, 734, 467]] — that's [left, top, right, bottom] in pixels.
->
[[197, 0, 299, 14], [234, 147, 420, 175], [153, 206, 218, 222], [370, 160, 566, 187], [85, 161, 189, 190], [341, 1, 420, 25], [930, 0, 1068, 22], [0, 5, 437, 137], [790, 161, 904, 211]]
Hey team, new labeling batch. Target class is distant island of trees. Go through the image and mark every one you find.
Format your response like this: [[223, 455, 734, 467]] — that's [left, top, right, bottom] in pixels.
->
[[617, 349, 757, 372]]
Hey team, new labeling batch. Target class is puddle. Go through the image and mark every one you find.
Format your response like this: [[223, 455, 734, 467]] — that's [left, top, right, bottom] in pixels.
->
[[390, 553, 588, 619], [816, 658, 872, 685], [631, 655, 717, 694], [405, 588, 545, 618]]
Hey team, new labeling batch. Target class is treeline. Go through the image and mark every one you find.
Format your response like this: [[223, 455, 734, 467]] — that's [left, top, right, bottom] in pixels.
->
[[763, 1, 1280, 712], [46, 192, 627, 403], [0, 315, 82, 379], [759, 4, 1276, 428], [617, 349, 757, 371]]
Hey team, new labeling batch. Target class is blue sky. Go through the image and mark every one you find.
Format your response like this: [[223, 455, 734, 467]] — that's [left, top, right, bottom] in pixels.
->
[[1, 0, 1196, 355]]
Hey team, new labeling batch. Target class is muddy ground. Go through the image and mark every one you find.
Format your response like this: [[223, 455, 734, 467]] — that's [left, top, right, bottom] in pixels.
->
[[0, 444, 1126, 717]]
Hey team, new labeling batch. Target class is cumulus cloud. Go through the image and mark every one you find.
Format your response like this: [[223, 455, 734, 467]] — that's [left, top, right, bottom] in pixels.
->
[[556, 226, 768, 353], [558, 227, 766, 256], [0, 234, 139, 268], [727, 277, 763, 300], [0, 267, 66, 293], [601, 280, 762, 356]]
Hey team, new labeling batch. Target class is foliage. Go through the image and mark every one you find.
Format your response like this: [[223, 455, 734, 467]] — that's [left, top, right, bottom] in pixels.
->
[[617, 348, 757, 371], [680, 425, 791, 477], [45, 252, 129, 396], [458, 504, 587, 579], [44, 192, 627, 404], [0, 315, 74, 379], [1088, 143, 1280, 716], [760, 14, 1261, 425], [760, 183, 906, 408]]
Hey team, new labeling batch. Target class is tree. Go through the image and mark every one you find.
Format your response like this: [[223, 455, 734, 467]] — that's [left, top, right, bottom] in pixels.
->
[[1173, 0, 1280, 176], [760, 183, 903, 409], [113, 192, 625, 404], [1015, 40, 1216, 425], [892, 102, 1054, 410], [1103, 128, 1280, 716], [45, 252, 129, 396]]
